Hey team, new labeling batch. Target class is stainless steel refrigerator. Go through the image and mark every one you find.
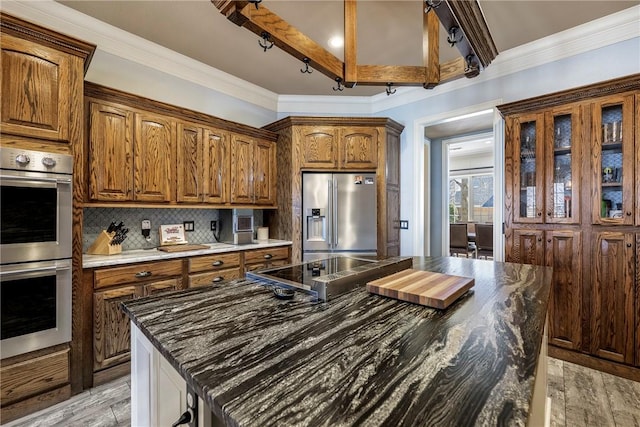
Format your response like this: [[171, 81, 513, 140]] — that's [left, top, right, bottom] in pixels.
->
[[302, 172, 377, 260]]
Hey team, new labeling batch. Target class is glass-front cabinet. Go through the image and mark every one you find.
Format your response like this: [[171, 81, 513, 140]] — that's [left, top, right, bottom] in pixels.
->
[[513, 113, 544, 223], [512, 106, 581, 224], [591, 94, 635, 225]]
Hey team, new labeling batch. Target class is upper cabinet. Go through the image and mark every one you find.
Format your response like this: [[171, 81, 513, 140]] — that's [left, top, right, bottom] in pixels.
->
[[0, 12, 94, 149], [590, 94, 635, 225], [297, 126, 378, 170], [509, 104, 582, 225], [84, 83, 277, 208]]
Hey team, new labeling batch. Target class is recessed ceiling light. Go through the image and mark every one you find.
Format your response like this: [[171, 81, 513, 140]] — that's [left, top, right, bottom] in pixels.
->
[[328, 36, 344, 48]]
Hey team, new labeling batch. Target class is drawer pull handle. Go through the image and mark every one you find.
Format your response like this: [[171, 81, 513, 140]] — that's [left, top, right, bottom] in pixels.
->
[[212, 276, 224, 283], [135, 271, 152, 278], [212, 260, 224, 267], [263, 254, 273, 260]]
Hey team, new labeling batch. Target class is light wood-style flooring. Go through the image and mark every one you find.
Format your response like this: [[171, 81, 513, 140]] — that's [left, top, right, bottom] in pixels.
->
[[3, 358, 639, 427]]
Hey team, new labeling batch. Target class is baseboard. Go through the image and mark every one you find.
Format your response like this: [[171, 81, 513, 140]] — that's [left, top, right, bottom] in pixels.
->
[[93, 362, 130, 387], [549, 346, 640, 382], [0, 384, 71, 424]]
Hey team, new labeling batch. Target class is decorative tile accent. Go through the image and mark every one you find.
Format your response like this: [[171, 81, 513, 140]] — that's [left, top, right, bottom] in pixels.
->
[[83, 208, 264, 252]]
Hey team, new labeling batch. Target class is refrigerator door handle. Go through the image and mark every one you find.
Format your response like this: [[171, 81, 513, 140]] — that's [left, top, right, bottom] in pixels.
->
[[327, 179, 333, 247], [333, 178, 338, 248]]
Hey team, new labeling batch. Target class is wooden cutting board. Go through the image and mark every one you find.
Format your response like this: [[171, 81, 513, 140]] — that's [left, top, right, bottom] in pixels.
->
[[366, 269, 474, 309], [157, 244, 210, 252]]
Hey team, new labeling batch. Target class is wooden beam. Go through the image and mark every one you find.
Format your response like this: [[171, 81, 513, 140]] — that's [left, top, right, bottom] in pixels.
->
[[439, 57, 466, 83], [213, 1, 344, 80], [447, 0, 498, 68], [423, 9, 440, 89], [355, 65, 426, 86], [344, 0, 357, 87]]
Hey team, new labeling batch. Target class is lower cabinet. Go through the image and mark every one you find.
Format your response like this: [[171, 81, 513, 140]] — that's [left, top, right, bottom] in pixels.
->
[[188, 252, 242, 287], [590, 232, 636, 365], [509, 229, 582, 350], [92, 260, 183, 378], [244, 247, 290, 272]]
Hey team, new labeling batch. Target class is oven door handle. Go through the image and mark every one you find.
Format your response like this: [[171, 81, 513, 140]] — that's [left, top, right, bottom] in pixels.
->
[[0, 261, 71, 280], [0, 174, 71, 188]]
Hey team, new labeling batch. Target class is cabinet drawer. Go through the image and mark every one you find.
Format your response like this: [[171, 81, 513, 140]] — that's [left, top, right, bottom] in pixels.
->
[[189, 252, 241, 273], [144, 278, 182, 296], [1, 348, 69, 405], [245, 259, 290, 273], [94, 260, 183, 289], [244, 247, 289, 265], [189, 268, 242, 287]]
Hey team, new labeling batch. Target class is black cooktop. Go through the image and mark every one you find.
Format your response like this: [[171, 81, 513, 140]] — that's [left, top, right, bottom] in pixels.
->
[[257, 257, 374, 289]]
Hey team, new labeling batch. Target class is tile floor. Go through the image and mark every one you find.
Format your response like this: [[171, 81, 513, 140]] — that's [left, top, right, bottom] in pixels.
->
[[3, 358, 640, 427]]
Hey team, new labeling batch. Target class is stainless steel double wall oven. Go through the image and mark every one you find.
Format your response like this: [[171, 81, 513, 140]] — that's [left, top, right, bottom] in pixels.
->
[[0, 148, 73, 359]]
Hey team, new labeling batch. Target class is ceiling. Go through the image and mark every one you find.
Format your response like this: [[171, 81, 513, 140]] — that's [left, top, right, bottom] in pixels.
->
[[57, 0, 638, 98]]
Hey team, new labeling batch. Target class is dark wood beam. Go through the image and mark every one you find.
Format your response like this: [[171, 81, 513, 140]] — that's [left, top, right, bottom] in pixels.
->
[[423, 9, 440, 89], [447, 0, 498, 68]]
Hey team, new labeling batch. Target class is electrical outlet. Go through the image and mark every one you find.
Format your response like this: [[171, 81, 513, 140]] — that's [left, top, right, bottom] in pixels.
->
[[141, 219, 151, 239], [183, 221, 195, 232], [210, 220, 217, 232], [399, 220, 409, 229]]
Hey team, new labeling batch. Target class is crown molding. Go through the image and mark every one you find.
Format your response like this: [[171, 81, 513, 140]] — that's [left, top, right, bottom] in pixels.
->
[[2, 1, 638, 115], [0, 0, 279, 111]]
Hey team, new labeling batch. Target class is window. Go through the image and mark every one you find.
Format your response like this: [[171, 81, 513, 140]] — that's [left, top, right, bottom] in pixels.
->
[[449, 172, 493, 224]]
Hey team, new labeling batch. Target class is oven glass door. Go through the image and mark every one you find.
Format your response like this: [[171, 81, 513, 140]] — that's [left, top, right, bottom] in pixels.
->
[[0, 171, 72, 263], [0, 259, 72, 359]]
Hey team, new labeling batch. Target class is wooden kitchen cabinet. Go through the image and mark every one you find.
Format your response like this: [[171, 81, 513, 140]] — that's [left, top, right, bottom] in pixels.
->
[[244, 246, 291, 272], [0, 13, 93, 146], [84, 83, 277, 208], [590, 232, 635, 365], [230, 134, 276, 205], [176, 122, 231, 204], [499, 74, 640, 379], [188, 252, 242, 287], [296, 126, 378, 170], [92, 260, 183, 380], [88, 101, 134, 201]]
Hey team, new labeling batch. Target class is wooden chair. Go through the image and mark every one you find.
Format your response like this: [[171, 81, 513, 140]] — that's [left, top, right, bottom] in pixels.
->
[[475, 224, 494, 259], [449, 223, 474, 258]]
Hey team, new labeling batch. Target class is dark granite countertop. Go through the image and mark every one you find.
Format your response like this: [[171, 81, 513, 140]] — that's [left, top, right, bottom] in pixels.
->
[[122, 257, 552, 427]]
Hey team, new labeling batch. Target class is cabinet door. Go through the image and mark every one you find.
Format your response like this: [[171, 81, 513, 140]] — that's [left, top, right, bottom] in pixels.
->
[[591, 94, 635, 225], [1, 34, 70, 142], [508, 229, 544, 265], [176, 121, 202, 203], [512, 113, 545, 223], [229, 134, 254, 204], [339, 127, 378, 169], [253, 139, 276, 205], [590, 232, 635, 364], [134, 112, 174, 202], [297, 126, 338, 169], [88, 101, 134, 201], [94, 285, 139, 371], [203, 127, 229, 204], [545, 230, 582, 350], [544, 105, 581, 224]]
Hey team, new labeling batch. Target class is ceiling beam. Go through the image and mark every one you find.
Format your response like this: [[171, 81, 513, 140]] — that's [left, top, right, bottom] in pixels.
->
[[211, 1, 498, 90]]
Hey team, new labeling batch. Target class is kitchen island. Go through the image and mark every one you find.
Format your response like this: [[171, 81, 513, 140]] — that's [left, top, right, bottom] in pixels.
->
[[122, 257, 553, 426]]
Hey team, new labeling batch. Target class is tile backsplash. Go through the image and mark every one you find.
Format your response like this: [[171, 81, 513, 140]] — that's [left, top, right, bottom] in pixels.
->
[[83, 208, 263, 252]]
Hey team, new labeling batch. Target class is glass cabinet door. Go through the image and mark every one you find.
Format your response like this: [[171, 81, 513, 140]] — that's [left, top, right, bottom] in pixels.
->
[[591, 94, 634, 225], [513, 113, 545, 223], [544, 106, 581, 224]]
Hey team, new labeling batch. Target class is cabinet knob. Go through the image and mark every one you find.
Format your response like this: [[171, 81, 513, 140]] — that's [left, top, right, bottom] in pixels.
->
[[537, 212, 542, 217], [135, 271, 152, 278], [537, 238, 542, 242], [212, 276, 224, 283], [627, 243, 632, 248], [626, 211, 632, 216], [263, 254, 273, 260], [212, 260, 224, 267], [547, 239, 551, 243], [547, 212, 552, 217]]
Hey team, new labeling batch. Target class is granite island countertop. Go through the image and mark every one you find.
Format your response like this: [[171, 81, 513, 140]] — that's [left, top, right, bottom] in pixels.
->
[[122, 256, 553, 427], [82, 239, 292, 268]]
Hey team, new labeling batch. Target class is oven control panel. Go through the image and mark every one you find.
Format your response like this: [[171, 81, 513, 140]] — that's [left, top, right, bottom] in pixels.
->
[[0, 147, 72, 174]]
